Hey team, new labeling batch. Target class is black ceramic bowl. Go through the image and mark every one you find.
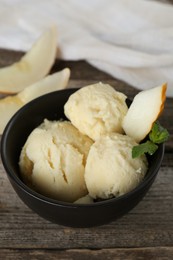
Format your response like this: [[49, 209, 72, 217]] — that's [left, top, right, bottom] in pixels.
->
[[1, 89, 164, 227]]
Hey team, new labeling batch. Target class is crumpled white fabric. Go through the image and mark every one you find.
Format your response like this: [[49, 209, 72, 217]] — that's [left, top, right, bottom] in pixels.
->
[[0, 0, 173, 96]]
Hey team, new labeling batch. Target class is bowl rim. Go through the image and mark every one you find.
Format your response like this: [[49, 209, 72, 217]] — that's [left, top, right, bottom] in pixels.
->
[[0, 89, 165, 208]]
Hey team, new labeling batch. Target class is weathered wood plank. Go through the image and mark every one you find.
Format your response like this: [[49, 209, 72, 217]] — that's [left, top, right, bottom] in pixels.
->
[[0, 248, 173, 260]]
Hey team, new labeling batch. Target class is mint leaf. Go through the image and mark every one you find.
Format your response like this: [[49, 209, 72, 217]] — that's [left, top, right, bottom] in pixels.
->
[[132, 141, 158, 158], [132, 122, 169, 158], [149, 122, 169, 144]]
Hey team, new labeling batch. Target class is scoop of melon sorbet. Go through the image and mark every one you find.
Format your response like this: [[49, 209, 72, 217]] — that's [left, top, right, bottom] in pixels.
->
[[19, 119, 93, 202]]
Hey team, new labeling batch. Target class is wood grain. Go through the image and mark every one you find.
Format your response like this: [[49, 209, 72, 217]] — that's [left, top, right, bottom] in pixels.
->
[[0, 248, 173, 260], [0, 24, 173, 259]]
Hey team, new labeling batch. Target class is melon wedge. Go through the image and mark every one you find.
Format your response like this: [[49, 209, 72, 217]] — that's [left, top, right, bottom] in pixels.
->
[[122, 83, 167, 143], [0, 68, 70, 134], [0, 26, 57, 94]]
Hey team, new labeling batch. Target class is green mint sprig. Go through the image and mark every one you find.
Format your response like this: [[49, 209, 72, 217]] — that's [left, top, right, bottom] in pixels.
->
[[132, 122, 169, 158]]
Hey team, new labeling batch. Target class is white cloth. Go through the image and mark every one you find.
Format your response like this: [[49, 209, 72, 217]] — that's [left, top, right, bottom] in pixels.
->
[[0, 0, 173, 97]]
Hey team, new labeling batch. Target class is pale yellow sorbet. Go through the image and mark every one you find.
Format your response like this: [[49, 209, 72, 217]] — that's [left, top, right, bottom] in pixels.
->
[[85, 133, 148, 199], [74, 194, 94, 204], [19, 120, 93, 202], [64, 82, 128, 141]]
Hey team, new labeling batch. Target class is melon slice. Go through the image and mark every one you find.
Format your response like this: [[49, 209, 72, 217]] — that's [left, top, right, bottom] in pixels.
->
[[0, 26, 57, 94], [122, 83, 167, 143], [0, 68, 70, 134]]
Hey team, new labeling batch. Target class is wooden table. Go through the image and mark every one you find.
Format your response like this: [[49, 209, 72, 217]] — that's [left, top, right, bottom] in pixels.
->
[[0, 37, 173, 260]]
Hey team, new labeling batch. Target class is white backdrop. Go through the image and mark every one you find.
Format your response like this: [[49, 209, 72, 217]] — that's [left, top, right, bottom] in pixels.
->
[[0, 0, 173, 96]]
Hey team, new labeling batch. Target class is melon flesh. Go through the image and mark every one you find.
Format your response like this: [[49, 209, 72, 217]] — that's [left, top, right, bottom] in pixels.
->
[[0, 68, 70, 134], [122, 83, 167, 143], [0, 26, 57, 94]]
